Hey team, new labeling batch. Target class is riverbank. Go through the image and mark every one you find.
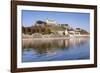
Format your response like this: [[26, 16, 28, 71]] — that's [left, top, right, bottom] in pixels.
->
[[22, 34, 89, 40]]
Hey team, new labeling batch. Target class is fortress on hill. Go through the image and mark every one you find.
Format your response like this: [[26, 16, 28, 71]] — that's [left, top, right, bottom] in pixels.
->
[[22, 19, 89, 38]]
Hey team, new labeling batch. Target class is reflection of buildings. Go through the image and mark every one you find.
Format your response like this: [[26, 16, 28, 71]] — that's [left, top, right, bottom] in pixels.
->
[[22, 37, 89, 55]]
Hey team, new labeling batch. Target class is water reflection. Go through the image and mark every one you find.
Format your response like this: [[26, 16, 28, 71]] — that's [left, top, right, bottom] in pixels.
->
[[22, 37, 90, 62]]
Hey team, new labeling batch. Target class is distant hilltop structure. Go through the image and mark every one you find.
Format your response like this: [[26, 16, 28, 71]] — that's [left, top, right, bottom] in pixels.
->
[[22, 19, 89, 36], [46, 19, 57, 25], [35, 19, 57, 26]]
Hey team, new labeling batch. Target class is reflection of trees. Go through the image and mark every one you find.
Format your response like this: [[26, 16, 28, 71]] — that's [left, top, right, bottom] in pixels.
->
[[23, 40, 69, 55], [22, 37, 89, 55]]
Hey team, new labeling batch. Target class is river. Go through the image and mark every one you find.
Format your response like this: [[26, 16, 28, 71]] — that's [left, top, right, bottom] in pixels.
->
[[22, 37, 90, 62]]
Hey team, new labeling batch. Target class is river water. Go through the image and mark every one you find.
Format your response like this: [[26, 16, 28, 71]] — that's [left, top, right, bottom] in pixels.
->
[[22, 37, 90, 62]]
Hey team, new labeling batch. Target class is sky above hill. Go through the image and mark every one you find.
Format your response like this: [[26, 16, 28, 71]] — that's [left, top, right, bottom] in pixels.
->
[[22, 10, 90, 32]]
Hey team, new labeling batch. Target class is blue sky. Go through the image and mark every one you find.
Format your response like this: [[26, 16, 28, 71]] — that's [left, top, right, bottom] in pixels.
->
[[22, 10, 90, 32]]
